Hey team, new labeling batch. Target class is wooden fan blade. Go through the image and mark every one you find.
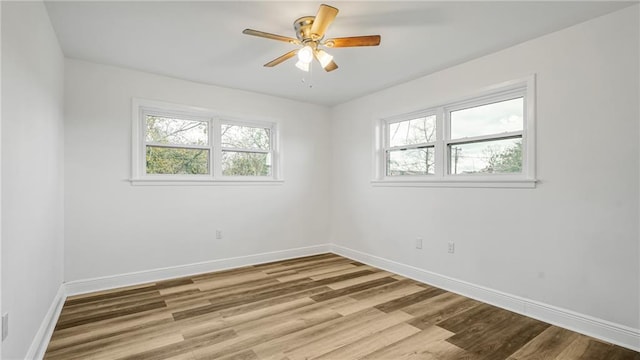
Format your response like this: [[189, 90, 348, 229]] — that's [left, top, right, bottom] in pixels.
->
[[324, 35, 381, 48], [310, 4, 338, 40], [264, 49, 298, 67], [324, 60, 338, 72], [243, 29, 300, 45]]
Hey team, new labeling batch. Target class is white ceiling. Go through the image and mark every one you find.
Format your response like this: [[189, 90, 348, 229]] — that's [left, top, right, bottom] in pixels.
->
[[44, 1, 634, 106]]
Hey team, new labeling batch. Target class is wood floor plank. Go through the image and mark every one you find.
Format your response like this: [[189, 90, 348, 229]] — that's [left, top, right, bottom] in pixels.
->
[[46, 315, 175, 353], [436, 302, 510, 334], [44, 254, 640, 360], [509, 326, 580, 360], [61, 289, 165, 316], [216, 286, 332, 318], [180, 297, 316, 340], [283, 310, 413, 360], [445, 309, 543, 357], [48, 307, 172, 343], [117, 328, 237, 360], [190, 306, 343, 359], [374, 286, 447, 313], [308, 264, 377, 281], [331, 283, 425, 316], [554, 336, 640, 360], [312, 322, 421, 360], [251, 307, 387, 359], [310, 277, 398, 302], [64, 284, 159, 306], [326, 270, 391, 290], [407, 293, 482, 330], [359, 325, 457, 359], [275, 262, 357, 283], [55, 300, 167, 331]]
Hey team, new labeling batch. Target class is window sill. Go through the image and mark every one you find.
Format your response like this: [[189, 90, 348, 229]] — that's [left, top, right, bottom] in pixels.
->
[[371, 178, 537, 188], [129, 178, 284, 186]]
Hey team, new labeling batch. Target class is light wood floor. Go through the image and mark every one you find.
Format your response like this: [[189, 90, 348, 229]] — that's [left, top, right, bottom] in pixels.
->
[[45, 253, 639, 360]]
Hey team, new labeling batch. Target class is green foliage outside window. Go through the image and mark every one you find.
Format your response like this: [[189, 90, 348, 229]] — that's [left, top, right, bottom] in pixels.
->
[[146, 147, 209, 175], [483, 141, 522, 173]]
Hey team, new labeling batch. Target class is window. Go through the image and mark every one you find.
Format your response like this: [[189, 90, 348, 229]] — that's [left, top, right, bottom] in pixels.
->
[[145, 114, 210, 175], [375, 76, 535, 188], [131, 99, 280, 184], [386, 115, 436, 176], [221, 124, 272, 176], [447, 97, 524, 175]]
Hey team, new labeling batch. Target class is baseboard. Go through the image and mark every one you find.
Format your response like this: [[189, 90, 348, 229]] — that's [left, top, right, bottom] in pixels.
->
[[330, 244, 640, 352], [65, 244, 330, 296], [24, 284, 66, 360]]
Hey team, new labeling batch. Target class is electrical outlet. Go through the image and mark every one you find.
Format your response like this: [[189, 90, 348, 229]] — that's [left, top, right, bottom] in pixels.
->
[[447, 242, 455, 254], [2, 313, 8, 341], [415, 237, 423, 249], [215, 230, 223, 239]]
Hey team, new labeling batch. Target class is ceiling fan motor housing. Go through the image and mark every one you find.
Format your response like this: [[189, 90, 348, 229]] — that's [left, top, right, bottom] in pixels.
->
[[294, 16, 321, 42]]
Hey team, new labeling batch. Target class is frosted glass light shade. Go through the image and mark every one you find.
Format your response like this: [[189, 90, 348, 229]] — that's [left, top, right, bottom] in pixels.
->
[[297, 46, 314, 64], [295, 60, 310, 72], [316, 50, 333, 69]]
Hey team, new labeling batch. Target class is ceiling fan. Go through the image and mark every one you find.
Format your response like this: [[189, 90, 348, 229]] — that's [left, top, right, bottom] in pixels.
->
[[242, 4, 381, 73]]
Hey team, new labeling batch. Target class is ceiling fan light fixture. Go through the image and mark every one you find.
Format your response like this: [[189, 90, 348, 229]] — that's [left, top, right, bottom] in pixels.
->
[[242, 4, 381, 73], [295, 60, 310, 72], [297, 45, 314, 64], [315, 49, 334, 69]]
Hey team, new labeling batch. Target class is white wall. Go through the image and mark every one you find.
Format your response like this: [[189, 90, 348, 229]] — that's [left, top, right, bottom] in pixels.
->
[[0, 2, 4, 358], [1, 2, 65, 359], [330, 4, 639, 331], [64, 59, 331, 282]]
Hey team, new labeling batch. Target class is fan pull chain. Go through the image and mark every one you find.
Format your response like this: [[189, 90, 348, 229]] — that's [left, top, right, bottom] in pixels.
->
[[302, 62, 314, 88]]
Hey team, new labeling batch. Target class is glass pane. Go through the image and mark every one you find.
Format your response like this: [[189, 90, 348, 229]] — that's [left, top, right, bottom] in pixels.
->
[[387, 147, 434, 176], [450, 97, 523, 139], [146, 115, 208, 145], [146, 146, 209, 175], [389, 115, 436, 147], [222, 151, 271, 176], [221, 124, 270, 150], [449, 138, 522, 175]]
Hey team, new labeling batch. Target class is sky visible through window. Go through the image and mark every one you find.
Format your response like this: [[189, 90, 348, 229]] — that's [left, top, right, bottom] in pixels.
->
[[450, 97, 523, 174], [450, 97, 523, 139]]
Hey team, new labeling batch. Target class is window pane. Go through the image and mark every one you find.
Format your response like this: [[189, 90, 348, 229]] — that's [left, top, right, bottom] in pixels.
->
[[146, 146, 209, 175], [222, 151, 271, 176], [389, 115, 436, 147], [450, 98, 523, 139], [449, 138, 522, 175], [221, 124, 270, 150], [145, 116, 208, 145], [387, 147, 434, 176]]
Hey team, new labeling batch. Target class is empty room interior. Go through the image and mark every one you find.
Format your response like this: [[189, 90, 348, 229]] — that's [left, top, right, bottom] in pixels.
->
[[2, 1, 640, 359]]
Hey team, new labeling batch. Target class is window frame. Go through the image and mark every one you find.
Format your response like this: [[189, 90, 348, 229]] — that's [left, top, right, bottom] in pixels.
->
[[373, 76, 536, 188], [131, 99, 281, 185]]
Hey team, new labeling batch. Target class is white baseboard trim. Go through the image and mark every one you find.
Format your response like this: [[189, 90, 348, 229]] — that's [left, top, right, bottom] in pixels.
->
[[65, 244, 331, 296], [330, 244, 640, 352], [25, 285, 66, 360]]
